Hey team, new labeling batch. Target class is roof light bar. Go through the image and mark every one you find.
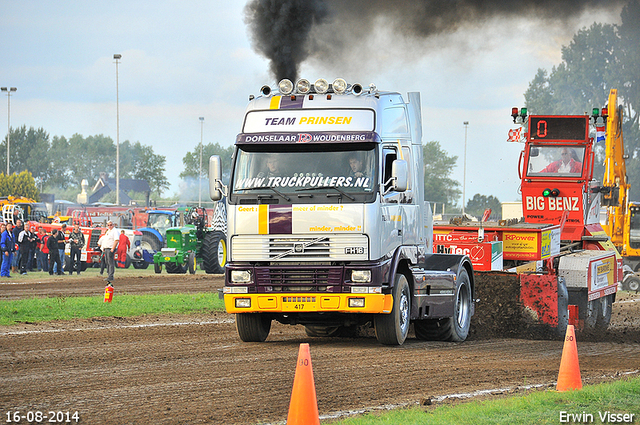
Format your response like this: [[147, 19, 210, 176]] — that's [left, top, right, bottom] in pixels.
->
[[314, 78, 329, 94], [296, 79, 311, 94], [332, 78, 347, 94], [278, 79, 294, 95]]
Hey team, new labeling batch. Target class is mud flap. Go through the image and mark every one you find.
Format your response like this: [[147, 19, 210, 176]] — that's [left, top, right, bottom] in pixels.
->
[[519, 274, 559, 326], [520, 274, 568, 337], [471, 271, 567, 338]]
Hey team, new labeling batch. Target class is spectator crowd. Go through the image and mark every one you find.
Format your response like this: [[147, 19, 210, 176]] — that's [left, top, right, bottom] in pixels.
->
[[0, 219, 121, 279]]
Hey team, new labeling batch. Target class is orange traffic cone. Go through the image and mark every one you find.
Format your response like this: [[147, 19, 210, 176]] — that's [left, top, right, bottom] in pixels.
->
[[556, 324, 582, 391], [287, 343, 320, 425]]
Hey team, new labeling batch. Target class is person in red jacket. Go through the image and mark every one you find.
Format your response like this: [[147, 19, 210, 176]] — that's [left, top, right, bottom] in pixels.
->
[[116, 230, 130, 268], [541, 148, 582, 173]]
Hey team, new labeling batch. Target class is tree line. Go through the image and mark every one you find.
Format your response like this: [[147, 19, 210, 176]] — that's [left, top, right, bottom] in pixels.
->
[[0, 127, 238, 202], [0, 127, 170, 196]]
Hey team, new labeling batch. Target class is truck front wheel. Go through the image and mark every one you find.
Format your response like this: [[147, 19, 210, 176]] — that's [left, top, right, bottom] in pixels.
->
[[415, 268, 472, 342], [374, 273, 411, 345], [236, 313, 271, 342]]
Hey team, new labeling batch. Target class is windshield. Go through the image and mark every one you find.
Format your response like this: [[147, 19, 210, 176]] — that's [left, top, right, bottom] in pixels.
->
[[526, 145, 585, 177], [232, 143, 376, 196], [147, 213, 174, 233]]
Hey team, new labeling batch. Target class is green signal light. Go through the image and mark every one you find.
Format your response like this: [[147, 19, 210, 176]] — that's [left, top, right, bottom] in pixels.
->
[[592, 108, 600, 116], [543, 188, 552, 197]]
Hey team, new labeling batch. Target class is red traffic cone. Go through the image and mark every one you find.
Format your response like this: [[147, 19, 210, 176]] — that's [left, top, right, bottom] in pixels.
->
[[104, 283, 114, 303], [287, 343, 320, 425], [556, 324, 582, 391]]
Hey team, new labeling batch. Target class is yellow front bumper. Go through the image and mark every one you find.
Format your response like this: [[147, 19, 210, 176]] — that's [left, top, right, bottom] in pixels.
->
[[224, 292, 393, 314]]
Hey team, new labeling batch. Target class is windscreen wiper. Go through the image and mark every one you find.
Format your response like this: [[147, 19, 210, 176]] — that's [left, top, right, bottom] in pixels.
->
[[236, 186, 291, 202], [296, 186, 355, 201]]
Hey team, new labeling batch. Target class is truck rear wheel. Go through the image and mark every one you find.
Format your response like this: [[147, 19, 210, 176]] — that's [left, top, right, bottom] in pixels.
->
[[202, 231, 226, 274], [374, 273, 410, 345], [415, 269, 472, 342], [236, 313, 271, 342]]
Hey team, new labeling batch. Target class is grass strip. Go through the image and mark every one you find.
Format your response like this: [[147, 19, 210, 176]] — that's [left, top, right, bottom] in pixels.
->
[[332, 376, 640, 425], [0, 293, 225, 325]]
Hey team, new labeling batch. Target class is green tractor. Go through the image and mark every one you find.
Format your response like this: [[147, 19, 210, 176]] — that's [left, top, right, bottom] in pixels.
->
[[153, 206, 227, 274]]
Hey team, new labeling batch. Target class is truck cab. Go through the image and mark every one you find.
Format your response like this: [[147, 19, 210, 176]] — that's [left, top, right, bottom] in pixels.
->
[[210, 78, 474, 345]]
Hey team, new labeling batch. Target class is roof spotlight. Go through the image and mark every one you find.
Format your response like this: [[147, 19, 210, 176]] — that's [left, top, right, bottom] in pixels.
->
[[351, 83, 363, 96], [260, 85, 272, 97], [332, 78, 347, 94], [314, 78, 329, 94], [278, 79, 294, 95], [296, 79, 311, 94]]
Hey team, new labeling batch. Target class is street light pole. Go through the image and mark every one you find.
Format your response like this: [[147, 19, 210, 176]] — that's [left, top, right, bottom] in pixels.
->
[[462, 121, 469, 215], [114, 54, 121, 205], [199, 117, 204, 207], [1, 87, 16, 175]]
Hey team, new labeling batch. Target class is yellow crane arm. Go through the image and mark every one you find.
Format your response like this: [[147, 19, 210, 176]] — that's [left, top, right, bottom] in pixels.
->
[[602, 89, 630, 250]]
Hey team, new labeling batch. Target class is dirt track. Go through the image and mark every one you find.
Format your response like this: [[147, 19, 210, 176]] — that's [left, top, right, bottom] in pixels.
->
[[1, 273, 639, 424]]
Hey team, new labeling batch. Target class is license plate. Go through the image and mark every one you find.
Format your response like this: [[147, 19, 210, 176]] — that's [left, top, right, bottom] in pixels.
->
[[281, 296, 317, 311]]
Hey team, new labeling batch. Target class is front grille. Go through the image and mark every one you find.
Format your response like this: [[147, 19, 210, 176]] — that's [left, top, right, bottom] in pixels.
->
[[255, 267, 343, 291], [269, 237, 330, 259], [89, 229, 102, 249], [231, 234, 368, 261]]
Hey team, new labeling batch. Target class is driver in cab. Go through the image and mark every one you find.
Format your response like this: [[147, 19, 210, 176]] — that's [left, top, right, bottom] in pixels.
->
[[541, 148, 582, 173], [348, 153, 367, 178], [258, 155, 281, 178]]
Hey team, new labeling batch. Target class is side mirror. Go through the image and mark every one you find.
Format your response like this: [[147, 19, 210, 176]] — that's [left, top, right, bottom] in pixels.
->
[[209, 155, 223, 201], [392, 159, 408, 192]]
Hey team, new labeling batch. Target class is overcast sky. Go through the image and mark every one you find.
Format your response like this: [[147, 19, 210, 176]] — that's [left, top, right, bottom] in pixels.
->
[[0, 1, 623, 207]]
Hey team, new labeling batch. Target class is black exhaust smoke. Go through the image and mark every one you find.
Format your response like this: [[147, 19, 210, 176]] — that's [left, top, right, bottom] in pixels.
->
[[244, 0, 328, 82], [245, 0, 629, 83]]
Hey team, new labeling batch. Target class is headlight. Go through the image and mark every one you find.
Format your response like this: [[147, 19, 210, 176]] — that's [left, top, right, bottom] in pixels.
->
[[350, 286, 381, 294], [279, 79, 294, 95], [235, 298, 251, 308], [314, 78, 329, 94], [231, 270, 252, 283], [224, 286, 249, 294], [351, 270, 372, 283], [348, 298, 365, 308], [332, 78, 347, 94], [296, 79, 310, 94]]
